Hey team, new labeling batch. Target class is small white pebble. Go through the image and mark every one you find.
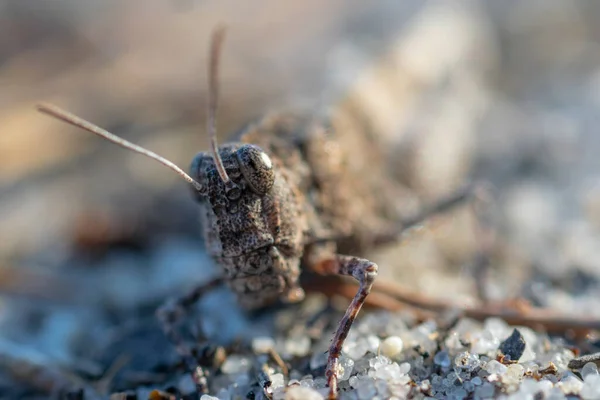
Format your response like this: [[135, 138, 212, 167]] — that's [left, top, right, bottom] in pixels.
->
[[483, 318, 509, 339], [251, 336, 275, 353], [581, 362, 599, 379], [338, 356, 355, 381], [536, 379, 554, 393], [380, 336, 404, 359], [503, 363, 524, 385], [221, 355, 251, 374], [271, 373, 285, 389], [517, 378, 552, 398], [399, 362, 411, 375], [484, 360, 508, 375], [366, 335, 382, 352], [558, 375, 583, 395], [285, 335, 311, 357], [300, 377, 315, 388], [284, 386, 324, 400], [374, 362, 401, 381], [454, 351, 480, 372], [471, 329, 501, 356], [369, 355, 392, 370], [445, 331, 463, 352]]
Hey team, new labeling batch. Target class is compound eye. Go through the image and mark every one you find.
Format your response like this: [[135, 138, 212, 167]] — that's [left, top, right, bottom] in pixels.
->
[[235, 144, 275, 194]]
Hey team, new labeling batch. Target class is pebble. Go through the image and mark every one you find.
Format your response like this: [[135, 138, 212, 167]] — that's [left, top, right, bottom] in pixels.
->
[[221, 355, 251, 374], [471, 328, 501, 356], [433, 350, 451, 368], [369, 355, 392, 370], [313, 377, 327, 388], [448, 387, 468, 399], [484, 318, 510, 340], [380, 336, 404, 359], [399, 362, 411, 375], [474, 382, 495, 398], [374, 361, 401, 381], [463, 380, 475, 392], [581, 362, 599, 379], [558, 375, 583, 395], [375, 379, 390, 397], [285, 335, 311, 357], [484, 359, 508, 375], [581, 374, 600, 399], [454, 351, 480, 372], [251, 336, 275, 353], [271, 373, 285, 389], [338, 356, 355, 381], [503, 363, 524, 385], [498, 328, 526, 362], [344, 336, 373, 360]]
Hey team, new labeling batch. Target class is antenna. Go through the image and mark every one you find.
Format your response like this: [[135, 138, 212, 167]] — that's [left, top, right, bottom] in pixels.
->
[[36, 103, 204, 193], [207, 25, 230, 183]]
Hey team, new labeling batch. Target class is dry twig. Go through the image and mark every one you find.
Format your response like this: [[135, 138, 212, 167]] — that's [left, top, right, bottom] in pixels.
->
[[305, 275, 600, 338]]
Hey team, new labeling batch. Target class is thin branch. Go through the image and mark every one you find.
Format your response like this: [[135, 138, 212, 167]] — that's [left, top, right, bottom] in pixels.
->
[[373, 280, 600, 337], [304, 274, 600, 337]]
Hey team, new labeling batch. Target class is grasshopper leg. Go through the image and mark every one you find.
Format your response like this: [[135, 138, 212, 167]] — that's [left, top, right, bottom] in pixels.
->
[[312, 255, 378, 400], [155, 276, 225, 393]]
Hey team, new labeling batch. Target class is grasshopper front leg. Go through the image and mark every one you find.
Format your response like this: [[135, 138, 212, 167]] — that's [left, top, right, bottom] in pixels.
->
[[311, 254, 378, 399], [155, 276, 225, 393]]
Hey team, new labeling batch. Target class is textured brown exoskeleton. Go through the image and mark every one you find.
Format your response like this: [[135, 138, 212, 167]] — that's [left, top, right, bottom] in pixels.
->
[[36, 26, 472, 399]]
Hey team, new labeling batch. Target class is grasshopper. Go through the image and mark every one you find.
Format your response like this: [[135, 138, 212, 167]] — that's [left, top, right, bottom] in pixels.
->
[[37, 26, 472, 399]]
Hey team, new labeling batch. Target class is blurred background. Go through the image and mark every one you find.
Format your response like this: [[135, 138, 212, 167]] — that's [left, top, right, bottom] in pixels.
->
[[1, 0, 600, 396]]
